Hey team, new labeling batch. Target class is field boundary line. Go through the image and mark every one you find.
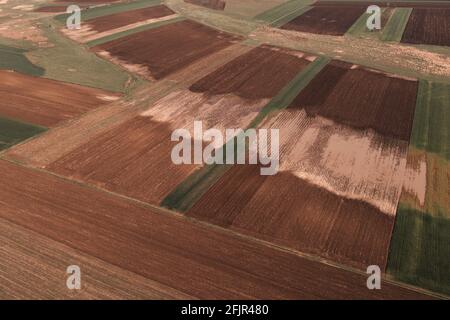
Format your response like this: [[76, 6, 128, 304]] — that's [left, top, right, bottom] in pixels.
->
[[270, 5, 313, 28], [2, 158, 444, 299]]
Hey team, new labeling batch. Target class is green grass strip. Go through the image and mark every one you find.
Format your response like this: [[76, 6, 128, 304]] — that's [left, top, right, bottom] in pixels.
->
[[255, 0, 314, 23], [270, 6, 313, 28], [161, 56, 330, 212], [410, 80, 449, 160], [380, 7, 412, 42], [0, 117, 47, 151], [0, 44, 44, 76], [55, 0, 162, 23], [387, 205, 450, 296], [86, 16, 186, 47]]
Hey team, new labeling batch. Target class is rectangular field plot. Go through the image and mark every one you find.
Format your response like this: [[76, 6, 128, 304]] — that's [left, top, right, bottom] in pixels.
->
[[92, 20, 242, 80], [281, 5, 366, 36], [84, 5, 176, 33], [0, 160, 431, 299], [187, 61, 419, 270], [184, 0, 226, 10], [401, 8, 450, 47], [0, 71, 119, 127], [46, 46, 314, 205], [0, 117, 46, 151]]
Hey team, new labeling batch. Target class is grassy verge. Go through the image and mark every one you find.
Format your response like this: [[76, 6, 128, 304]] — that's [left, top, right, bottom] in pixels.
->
[[270, 6, 313, 28], [0, 44, 44, 76], [0, 117, 47, 151], [86, 16, 186, 47], [161, 56, 330, 211], [380, 7, 412, 42]]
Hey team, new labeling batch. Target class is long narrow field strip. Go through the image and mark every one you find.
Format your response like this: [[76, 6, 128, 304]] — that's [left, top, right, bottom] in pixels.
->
[[44, 46, 315, 206], [0, 160, 434, 299], [0, 117, 46, 151], [380, 8, 412, 41], [281, 5, 367, 36], [65, 5, 179, 44], [184, 0, 226, 10], [186, 61, 419, 270], [387, 80, 450, 296], [0, 71, 120, 127], [255, 0, 314, 23], [346, 7, 395, 38], [315, 1, 450, 8], [270, 6, 313, 28], [91, 20, 241, 80], [401, 8, 450, 47]]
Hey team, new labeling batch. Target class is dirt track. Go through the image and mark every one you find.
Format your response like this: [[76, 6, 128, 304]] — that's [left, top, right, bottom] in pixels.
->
[[402, 8, 450, 47], [0, 71, 119, 127], [86, 5, 175, 33], [281, 6, 366, 36], [0, 160, 434, 299], [93, 20, 241, 80]]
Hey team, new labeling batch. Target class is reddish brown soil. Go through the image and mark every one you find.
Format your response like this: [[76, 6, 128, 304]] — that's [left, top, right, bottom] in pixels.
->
[[0, 71, 119, 127], [315, 1, 450, 8], [93, 20, 241, 80], [281, 6, 366, 36], [184, 0, 226, 10], [0, 160, 433, 299], [402, 8, 450, 47], [85, 5, 175, 33], [188, 166, 396, 270], [34, 6, 84, 13], [190, 45, 312, 99], [290, 60, 418, 141]]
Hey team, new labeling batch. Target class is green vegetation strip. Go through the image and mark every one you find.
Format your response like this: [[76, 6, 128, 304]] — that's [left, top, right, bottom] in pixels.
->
[[0, 117, 47, 151], [255, 0, 314, 23], [410, 80, 449, 160], [380, 7, 412, 42], [55, 0, 162, 23], [161, 56, 330, 212], [387, 205, 450, 296], [0, 44, 44, 76], [270, 6, 313, 28], [86, 16, 186, 47]]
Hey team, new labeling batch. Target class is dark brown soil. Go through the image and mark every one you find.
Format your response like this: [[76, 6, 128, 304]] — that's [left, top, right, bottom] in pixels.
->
[[289, 60, 418, 141], [93, 20, 241, 79], [281, 6, 366, 36], [184, 0, 226, 10], [401, 8, 450, 47], [0, 160, 433, 299], [315, 1, 450, 8], [86, 5, 175, 33], [190, 45, 311, 99]]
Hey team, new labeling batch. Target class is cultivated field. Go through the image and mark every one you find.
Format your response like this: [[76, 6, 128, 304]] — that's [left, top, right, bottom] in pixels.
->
[[281, 5, 366, 36], [184, 0, 226, 10], [0, 117, 46, 151], [187, 61, 419, 270], [45, 46, 314, 205], [402, 8, 450, 46], [0, 70, 119, 127], [92, 20, 241, 79]]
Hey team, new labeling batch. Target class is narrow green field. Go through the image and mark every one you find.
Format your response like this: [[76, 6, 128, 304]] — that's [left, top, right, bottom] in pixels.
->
[[0, 44, 44, 76], [387, 80, 450, 297], [254, 0, 314, 24], [270, 6, 313, 28], [161, 56, 330, 211], [55, 0, 162, 23], [346, 8, 393, 39], [86, 16, 186, 47], [410, 81, 449, 160], [0, 117, 47, 151], [380, 7, 412, 42]]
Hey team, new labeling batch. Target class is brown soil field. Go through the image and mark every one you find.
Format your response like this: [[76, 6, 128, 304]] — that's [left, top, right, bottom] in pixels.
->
[[187, 61, 419, 270], [292, 60, 418, 141], [190, 45, 313, 99], [0, 71, 120, 127], [0, 160, 433, 299], [85, 5, 175, 33], [185, 0, 226, 10], [92, 20, 241, 80], [34, 6, 84, 13], [401, 8, 450, 47], [46, 46, 312, 205], [281, 5, 366, 36]]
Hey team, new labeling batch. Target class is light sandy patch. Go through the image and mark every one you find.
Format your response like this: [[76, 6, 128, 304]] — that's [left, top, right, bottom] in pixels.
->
[[0, 0, 8, 4], [12, 5, 34, 11], [97, 94, 121, 102], [96, 50, 152, 80], [0, 18, 47, 44], [260, 109, 411, 215]]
